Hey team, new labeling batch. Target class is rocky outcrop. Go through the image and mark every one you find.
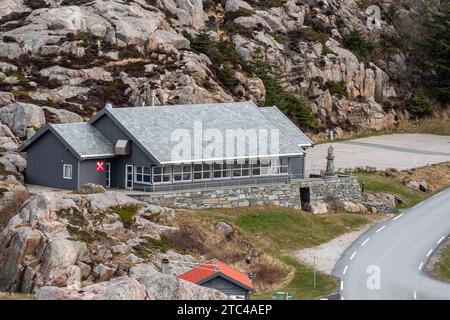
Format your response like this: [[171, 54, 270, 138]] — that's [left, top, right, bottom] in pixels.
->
[[0, 191, 217, 299], [35, 273, 227, 300], [0, 103, 45, 138]]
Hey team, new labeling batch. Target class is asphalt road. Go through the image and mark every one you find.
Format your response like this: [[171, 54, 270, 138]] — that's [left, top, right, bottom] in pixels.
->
[[333, 188, 450, 300]]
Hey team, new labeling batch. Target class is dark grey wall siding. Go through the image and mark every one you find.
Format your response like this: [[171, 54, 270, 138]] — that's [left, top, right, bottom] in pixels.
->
[[79, 160, 107, 186], [201, 277, 250, 299], [25, 131, 79, 190], [92, 114, 156, 189]]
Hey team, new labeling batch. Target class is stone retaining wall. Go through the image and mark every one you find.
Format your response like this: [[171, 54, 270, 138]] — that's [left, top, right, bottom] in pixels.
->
[[131, 176, 361, 210]]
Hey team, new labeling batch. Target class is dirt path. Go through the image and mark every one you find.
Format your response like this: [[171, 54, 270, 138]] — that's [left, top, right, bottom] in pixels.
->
[[292, 215, 393, 274]]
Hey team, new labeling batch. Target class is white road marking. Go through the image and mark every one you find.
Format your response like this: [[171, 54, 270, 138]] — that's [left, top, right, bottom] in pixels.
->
[[393, 213, 404, 221], [361, 238, 370, 247], [437, 236, 446, 244], [343, 265, 348, 275], [340, 281, 344, 290], [419, 262, 424, 270], [426, 249, 434, 257], [376, 225, 386, 233], [414, 291, 417, 300], [350, 251, 357, 260]]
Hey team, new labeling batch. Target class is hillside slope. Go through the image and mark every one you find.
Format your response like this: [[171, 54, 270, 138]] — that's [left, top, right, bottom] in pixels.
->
[[0, 0, 432, 136]]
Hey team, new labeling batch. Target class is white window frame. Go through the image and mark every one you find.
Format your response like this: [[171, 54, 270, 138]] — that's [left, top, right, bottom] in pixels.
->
[[173, 164, 193, 183], [251, 160, 271, 177], [152, 165, 173, 184], [232, 161, 251, 178], [105, 163, 111, 187], [134, 166, 152, 185], [193, 163, 212, 181], [271, 158, 289, 175], [63, 164, 73, 180], [213, 163, 232, 180]]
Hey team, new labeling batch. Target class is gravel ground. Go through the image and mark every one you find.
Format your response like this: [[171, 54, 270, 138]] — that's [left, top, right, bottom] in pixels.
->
[[292, 215, 393, 274]]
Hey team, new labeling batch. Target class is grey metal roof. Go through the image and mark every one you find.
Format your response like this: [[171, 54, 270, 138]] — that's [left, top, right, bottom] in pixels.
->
[[106, 101, 307, 164], [259, 106, 314, 147], [50, 123, 115, 159]]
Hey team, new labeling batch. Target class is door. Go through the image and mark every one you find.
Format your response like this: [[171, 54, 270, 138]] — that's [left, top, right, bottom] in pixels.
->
[[125, 165, 133, 190], [105, 163, 111, 187]]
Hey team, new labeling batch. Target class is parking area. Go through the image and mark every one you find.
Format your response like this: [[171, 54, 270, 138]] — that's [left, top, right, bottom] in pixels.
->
[[306, 134, 450, 173]]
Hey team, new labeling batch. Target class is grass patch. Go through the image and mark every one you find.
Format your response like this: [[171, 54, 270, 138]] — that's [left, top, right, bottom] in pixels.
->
[[111, 204, 139, 228], [230, 207, 370, 252], [431, 240, 450, 282], [357, 172, 431, 208], [197, 207, 376, 299], [258, 256, 338, 300]]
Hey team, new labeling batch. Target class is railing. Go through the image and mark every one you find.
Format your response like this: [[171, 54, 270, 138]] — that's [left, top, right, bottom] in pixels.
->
[[130, 174, 308, 193]]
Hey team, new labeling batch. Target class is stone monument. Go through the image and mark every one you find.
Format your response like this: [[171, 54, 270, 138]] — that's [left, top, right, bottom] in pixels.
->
[[324, 145, 336, 177]]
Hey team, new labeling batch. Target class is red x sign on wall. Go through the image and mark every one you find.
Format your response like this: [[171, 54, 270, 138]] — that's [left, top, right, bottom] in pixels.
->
[[96, 161, 105, 172]]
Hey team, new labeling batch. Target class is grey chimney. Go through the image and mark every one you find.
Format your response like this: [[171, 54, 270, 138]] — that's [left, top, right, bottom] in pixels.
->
[[161, 258, 170, 274]]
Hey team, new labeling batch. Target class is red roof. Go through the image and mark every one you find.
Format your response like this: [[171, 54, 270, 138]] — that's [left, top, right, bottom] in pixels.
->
[[178, 259, 253, 290]]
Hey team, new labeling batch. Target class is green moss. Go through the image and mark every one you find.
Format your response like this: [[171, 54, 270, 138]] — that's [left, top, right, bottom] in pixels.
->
[[236, 7, 255, 17], [356, 0, 372, 9], [0, 188, 9, 197], [112, 204, 140, 228], [311, 76, 324, 85], [271, 32, 285, 45], [322, 46, 335, 55], [303, 27, 330, 44], [133, 236, 172, 258], [10, 89, 30, 99]]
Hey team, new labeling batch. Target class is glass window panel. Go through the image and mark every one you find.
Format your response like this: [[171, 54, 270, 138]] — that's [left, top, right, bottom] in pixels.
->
[[203, 171, 211, 179], [194, 172, 202, 180]]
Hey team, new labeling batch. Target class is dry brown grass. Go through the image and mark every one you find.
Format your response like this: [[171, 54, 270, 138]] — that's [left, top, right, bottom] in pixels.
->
[[396, 162, 450, 192], [0, 190, 29, 230]]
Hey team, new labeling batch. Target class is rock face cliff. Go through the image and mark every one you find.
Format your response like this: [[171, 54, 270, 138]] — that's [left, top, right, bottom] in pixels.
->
[[0, 0, 419, 137]]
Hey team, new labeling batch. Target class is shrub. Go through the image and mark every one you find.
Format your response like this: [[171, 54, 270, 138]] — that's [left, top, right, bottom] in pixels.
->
[[408, 93, 434, 117], [311, 76, 324, 85], [326, 80, 348, 98], [163, 225, 206, 254], [251, 48, 318, 129], [24, 0, 48, 10], [302, 27, 330, 44], [0, 191, 29, 230], [182, 30, 211, 55], [217, 64, 238, 89], [112, 204, 140, 228], [344, 29, 374, 58], [252, 263, 288, 287]]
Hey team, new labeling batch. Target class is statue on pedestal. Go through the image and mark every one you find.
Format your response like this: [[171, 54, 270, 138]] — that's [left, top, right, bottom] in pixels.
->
[[324, 145, 336, 177]]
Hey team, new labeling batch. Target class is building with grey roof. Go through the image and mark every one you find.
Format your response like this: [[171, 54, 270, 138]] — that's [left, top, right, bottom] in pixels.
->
[[18, 101, 314, 191]]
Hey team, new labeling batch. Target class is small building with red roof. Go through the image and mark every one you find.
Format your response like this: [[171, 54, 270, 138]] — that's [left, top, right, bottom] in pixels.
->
[[178, 259, 255, 300]]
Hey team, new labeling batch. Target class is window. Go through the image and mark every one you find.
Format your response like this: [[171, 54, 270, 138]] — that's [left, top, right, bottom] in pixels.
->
[[193, 164, 212, 180], [173, 164, 192, 182], [271, 158, 289, 175], [232, 161, 251, 178], [63, 164, 72, 180], [251, 160, 271, 176], [135, 166, 151, 184], [152, 165, 172, 184], [213, 163, 232, 179], [105, 163, 111, 187]]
